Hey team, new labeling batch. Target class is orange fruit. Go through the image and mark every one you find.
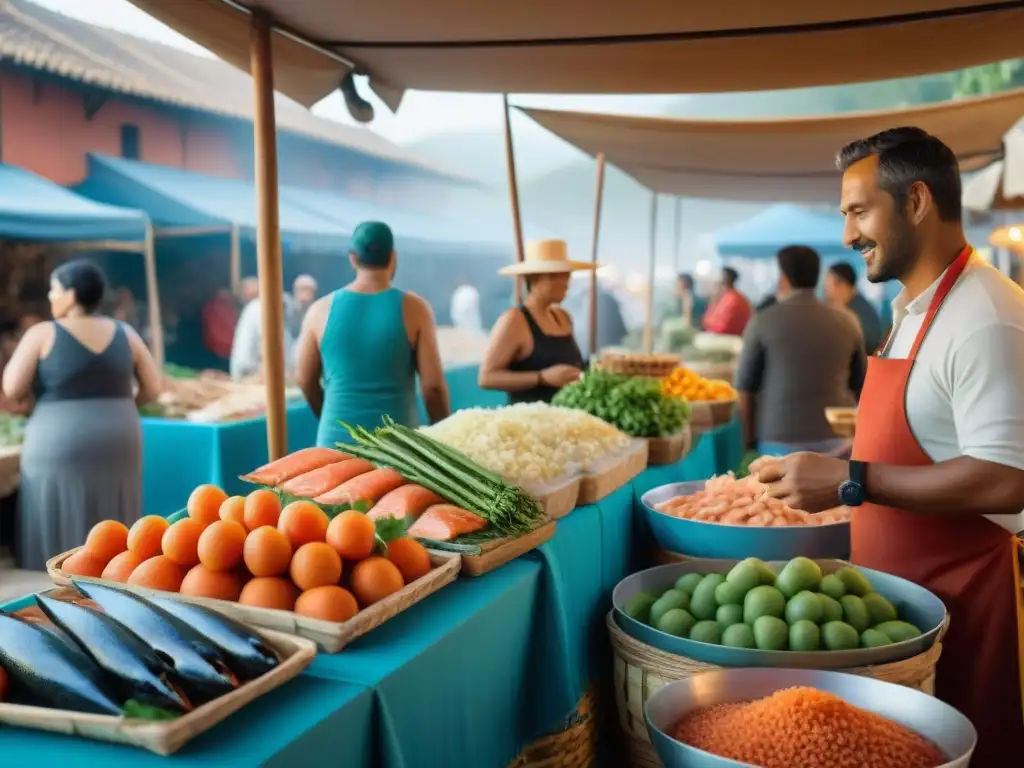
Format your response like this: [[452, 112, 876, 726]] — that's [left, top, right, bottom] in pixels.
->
[[350, 556, 405, 606], [197, 520, 247, 572], [386, 537, 432, 583], [128, 555, 186, 592], [326, 510, 377, 561], [295, 586, 359, 622], [62, 550, 107, 578], [162, 518, 204, 568], [180, 565, 244, 601], [243, 526, 293, 577], [84, 520, 129, 563], [188, 484, 229, 528], [219, 496, 247, 527], [101, 550, 147, 583], [289, 542, 342, 592], [127, 516, 170, 560], [244, 489, 282, 531], [277, 501, 329, 548], [239, 577, 300, 611]]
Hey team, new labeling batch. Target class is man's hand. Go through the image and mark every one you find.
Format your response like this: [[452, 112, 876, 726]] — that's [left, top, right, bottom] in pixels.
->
[[750, 452, 849, 513]]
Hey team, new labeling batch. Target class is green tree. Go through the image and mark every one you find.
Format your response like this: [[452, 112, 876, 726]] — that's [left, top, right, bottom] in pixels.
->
[[956, 60, 1024, 97]]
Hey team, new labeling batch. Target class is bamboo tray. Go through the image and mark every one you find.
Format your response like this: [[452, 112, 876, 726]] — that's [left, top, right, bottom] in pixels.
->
[[47, 549, 460, 653], [0, 586, 316, 755], [689, 397, 736, 429], [646, 425, 693, 466], [826, 406, 857, 438], [453, 520, 557, 577], [578, 439, 649, 506], [520, 475, 582, 520]]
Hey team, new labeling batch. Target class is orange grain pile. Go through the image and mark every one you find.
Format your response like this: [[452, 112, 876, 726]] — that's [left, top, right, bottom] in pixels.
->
[[673, 687, 945, 768]]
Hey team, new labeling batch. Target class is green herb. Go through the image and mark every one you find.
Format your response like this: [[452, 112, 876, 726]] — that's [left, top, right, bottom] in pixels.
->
[[373, 515, 408, 555], [553, 368, 690, 437], [124, 699, 180, 721]]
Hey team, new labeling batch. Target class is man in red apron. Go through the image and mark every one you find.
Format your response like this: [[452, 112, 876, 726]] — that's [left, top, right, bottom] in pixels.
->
[[752, 127, 1024, 766]]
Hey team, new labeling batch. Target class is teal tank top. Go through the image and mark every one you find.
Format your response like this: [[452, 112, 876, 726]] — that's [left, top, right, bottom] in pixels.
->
[[316, 287, 419, 447]]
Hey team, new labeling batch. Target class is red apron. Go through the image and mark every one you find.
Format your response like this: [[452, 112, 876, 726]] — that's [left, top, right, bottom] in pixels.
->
[[851, 246, 1024, 766]]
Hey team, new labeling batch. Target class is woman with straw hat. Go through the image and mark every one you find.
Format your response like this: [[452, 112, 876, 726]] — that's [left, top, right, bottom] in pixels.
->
[[479, 240, 594, 404]]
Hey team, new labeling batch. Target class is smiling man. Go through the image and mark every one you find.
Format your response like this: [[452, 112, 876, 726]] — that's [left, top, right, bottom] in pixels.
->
[[751, 127, 1024, 765]]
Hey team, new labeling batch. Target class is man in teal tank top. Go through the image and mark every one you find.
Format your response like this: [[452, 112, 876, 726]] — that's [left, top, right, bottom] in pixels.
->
[[295, 222, 451, 447]]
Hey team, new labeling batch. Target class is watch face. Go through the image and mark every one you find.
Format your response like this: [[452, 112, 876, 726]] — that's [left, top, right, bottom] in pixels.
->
[[839, 481, 863, 506]]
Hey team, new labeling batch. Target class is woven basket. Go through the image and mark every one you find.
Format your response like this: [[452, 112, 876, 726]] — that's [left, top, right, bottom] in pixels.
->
[[608, 611, 944, 767], [507, 689, 600, 768], [596, 353, 681, 379]]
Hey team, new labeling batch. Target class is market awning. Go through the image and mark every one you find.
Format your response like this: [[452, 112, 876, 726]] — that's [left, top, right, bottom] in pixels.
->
[[125, 1, 1024, 113], [74, 154, 349, 250], [520, 88, 1024, 204], [0, 163, 147, 242], [963, 127, 1024, 211], [714, 204, 848, 259]]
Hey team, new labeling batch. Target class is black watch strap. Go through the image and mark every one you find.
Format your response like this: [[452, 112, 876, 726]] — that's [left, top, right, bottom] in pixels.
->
[[848, 460, 866, 488], [839, 460, 867, 507]]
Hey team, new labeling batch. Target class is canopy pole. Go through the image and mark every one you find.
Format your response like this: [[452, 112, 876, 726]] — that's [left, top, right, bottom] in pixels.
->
[[142, 222, 165, 368], [672, 198, 682, 272], [502, 94, 525, 304], [588, 152, 606, 358], [229, 224, 242, 295], [643, 193, 658, 354], [250, 12, 288, 461]]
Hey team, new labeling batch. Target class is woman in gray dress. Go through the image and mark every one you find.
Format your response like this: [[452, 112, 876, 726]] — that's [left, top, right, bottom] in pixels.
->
[[2, 261, 162, 570]]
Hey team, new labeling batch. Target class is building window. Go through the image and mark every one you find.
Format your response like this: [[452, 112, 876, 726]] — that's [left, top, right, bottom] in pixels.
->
[[120, 124, 141, 160]]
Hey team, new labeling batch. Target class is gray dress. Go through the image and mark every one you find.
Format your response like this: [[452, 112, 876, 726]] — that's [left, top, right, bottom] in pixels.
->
[[17, 321, 141, 570]]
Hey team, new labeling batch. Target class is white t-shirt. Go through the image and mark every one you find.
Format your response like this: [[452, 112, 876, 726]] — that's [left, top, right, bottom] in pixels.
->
[[449, 285, 483, 334], [881, 253, 1024, 533]]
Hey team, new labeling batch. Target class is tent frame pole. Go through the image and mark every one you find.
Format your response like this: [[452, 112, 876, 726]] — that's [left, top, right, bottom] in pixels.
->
[[502, 94, 526, 304], [142, 222, 165, 367], [250, 11, 288, 460], [230, 224, 242, 296], [672, 197, 682, 272], [643, 193, 658, 354], [588, 152, 606, 358]]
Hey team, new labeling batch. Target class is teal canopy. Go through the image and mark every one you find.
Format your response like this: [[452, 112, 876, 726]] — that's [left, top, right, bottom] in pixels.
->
[[713, 204, 851, 259], [0, 163, 146, 242]]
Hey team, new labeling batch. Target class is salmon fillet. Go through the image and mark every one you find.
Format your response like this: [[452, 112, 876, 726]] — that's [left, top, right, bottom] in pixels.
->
[[368, 485, 445, 522], [407, 504, 488, 541], [314, 467, 407, 506], [241, 447, 350, 486], [279, 458, 375, 498]]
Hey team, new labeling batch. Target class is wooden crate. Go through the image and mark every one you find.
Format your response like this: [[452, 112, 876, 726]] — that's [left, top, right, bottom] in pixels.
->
[[646, 426, 692, 467], [454, 520, 557, 577], [522, 476, 582, 520], [578, 440, 649, 506]]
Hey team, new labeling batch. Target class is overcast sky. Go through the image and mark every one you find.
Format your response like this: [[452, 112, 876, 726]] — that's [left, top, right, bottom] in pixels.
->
[[32, 0, 679, 145]]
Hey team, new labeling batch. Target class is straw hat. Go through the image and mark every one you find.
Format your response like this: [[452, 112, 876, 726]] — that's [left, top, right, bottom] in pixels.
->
[[499, 239, 597, 276]]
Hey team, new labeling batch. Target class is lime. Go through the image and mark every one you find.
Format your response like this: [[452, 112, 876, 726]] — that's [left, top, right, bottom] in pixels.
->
[[656, 608, 696, 638], [874, 620, 922, 643], [784, 591, 824, 625], [817, 593, 844, 623], [714, 581, 746, 607], [716, 604, 744, 627], [821, 621, 860, 651], [861, 593, 898, 626], [689, 620, 722, 645], [775, 557, 823, 598], [789, 619, 821, 651], [690, 574, 725, 621], [752, 615, 789, 650], [721, 623, 756, 649], [725, 561, 761, 596], [743, 585, 786, 624], [839, 595, 871, 633], [674, 572, 705, 596], [835, 567, 874, 597], [819, 573, 846, 600], [742, 557, 778, 586], [860, 628, 893, 648], [623, 592, 657, 624], [650, 590, 690, 626]]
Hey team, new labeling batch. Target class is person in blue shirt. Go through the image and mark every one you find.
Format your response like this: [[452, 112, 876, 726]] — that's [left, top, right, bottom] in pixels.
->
[[824, 261, 884, 354]]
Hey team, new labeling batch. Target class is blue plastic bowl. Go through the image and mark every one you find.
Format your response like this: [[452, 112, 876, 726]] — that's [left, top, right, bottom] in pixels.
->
[[613, 561, 947, 668], [645, 668, 975, 768], [642, 481, 850, 560]]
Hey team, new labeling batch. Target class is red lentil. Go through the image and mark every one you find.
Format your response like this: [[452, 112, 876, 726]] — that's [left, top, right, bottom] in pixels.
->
[[673, 686, 946, 768]]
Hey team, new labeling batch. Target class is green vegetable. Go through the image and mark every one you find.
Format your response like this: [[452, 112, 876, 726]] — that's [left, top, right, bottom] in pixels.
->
[[552, 368, 689, 437], [124, 699, 180, 721]]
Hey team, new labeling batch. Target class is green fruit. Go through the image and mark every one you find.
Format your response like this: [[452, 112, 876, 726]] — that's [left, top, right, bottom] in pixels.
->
[[656, 608, 696, 638], [623, 592, 657, 623], [721, 623, 757, 649], [650, 590, 691, 626], [817, 593, 844, 623], [819, 574, 847, 600], [861, 593, 898, 626], [785, 591, 824, 625], [725, 561, 761, 596], [690, 574, 726, 621], [716, 604, 744, 627], [821, 621, 860, 651], [714, 581, 746, 607], [674, 573, 704, 595], [860, 628, 893, 648], [742, 558, 778, 586], [752, 616, 789, 650], [839, 595, 871, 633], [874, 620, 923, 643], [775, 557, 823, 598], [835, 567, 874, 597], [689, 620, 722, 645], [789, 620, 821, 651], [743, 585, 786, 624]]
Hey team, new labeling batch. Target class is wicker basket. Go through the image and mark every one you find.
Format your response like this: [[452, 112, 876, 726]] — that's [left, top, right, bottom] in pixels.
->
[[608, 611, 944, 767], [596, 353, 681, 379], [507, 688, 600, 768]]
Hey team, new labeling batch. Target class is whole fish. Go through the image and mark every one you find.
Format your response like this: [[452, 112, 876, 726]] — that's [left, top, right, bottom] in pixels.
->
[[145, 596, 279, 681], [73, 581, 238, 704], [36, 595, 192, 713], [0, 612, 122, 715]]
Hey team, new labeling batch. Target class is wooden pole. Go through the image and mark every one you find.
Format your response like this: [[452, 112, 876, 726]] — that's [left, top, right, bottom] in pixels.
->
[[142, 222, 165, 368], [229, 224, 242, 295], [250, 12, 287, 460], [502, 94, 526, 304], [588, 153, 606, 358], [643, 193, 658, 354], [672, 197, 682, 272]]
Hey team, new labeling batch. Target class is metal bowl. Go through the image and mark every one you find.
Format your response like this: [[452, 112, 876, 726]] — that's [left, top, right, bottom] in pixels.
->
[[645, 668, 976, 767], [613, 561, 947, 668], [642, 481, 851, 560]]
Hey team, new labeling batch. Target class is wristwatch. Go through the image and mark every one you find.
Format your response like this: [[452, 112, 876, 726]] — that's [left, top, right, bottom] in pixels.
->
[[839, 460, 867, 507]]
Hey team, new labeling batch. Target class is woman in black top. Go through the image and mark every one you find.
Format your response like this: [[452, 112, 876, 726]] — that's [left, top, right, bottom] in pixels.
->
[[479, 240, 591, 404]]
